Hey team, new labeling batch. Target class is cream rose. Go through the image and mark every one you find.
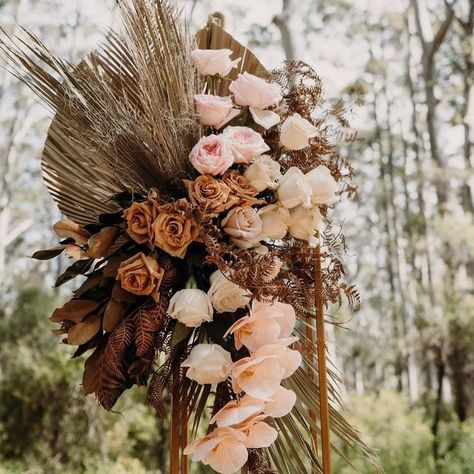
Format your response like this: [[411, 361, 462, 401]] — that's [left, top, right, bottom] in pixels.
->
[[168, 289, 213, 328], [277, 167, 313, 209], [221, 206, 263, 249], [189, 134, 234, 176], [222, 126, 270, 163], [194, 94, 240, 129], [182, 343, 233, 384], [258, 204, 290, 240], [280, 113, 319, 150], [243, 155, 281, 192], [208, 270, 250, 313], [288, 205, 322, 242], [305, 165, 339, 205], [191, 49, 240, 77], [229, 72, 282, 109]]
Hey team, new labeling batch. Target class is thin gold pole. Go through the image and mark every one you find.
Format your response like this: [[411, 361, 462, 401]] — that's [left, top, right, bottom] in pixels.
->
[[170, 383, 180, 474], [181, 403, 189, 474], [315, 236, 331, 473]]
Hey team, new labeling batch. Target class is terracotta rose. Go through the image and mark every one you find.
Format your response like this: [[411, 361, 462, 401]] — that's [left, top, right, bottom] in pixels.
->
[[153, 199, 200, 259], [124, 199, 159, 246], [184, 175, 238, 215], [222, 170, 263, 207], [117, 252, 164, 301]]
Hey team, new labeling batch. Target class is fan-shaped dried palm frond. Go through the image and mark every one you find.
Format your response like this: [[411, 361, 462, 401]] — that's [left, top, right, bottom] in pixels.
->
[[0, 0, 200, 224]]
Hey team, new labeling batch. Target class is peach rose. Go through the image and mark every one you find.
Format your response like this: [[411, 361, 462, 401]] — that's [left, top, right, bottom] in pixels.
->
[[222, 170, 262, 207], [222, 126, 270, 164], [191, 48, 240, 77], [243, 155, 282, 192], [189, 134, 234, 176], [153, 199, 200, 259], [184, 426, 248, 474], [124, 200, 159, 246], [277, 167, 313, 209], [221, 206, 263, 249], [194, 94, 240, 129], [280, 113, 319, 150], [116, 252, 164, 301], [208, 270, 251, 313], [229, 72, 282, 110], [184, 175, 238, 215], [305, 165, 339, 205]]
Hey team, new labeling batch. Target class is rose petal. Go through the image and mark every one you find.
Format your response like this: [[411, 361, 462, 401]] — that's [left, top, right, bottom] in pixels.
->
[[249, 107, 280, 129]]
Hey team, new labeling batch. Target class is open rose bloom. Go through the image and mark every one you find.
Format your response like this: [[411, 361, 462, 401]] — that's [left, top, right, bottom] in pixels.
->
[[25, 3, 364, 472]]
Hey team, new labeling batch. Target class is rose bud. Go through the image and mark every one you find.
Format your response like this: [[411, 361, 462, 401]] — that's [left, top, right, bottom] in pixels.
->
[[207, 270, 250, 313], [257, 204, 290, 241], [194, 94, 240, 129], [277, 167, 313, 209], [280, 113, 319, 150], [182, 343, 233, 385], [168, 289, 213, 328], [288, 205, 322, 242], [191, 48, 240, 77], [305, 165, 339, 205], [243, 155, 282, 192]]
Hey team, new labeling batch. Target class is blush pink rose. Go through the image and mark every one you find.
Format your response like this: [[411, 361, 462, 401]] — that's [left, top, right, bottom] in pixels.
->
[[223, 126, 270, 163], [229, 72, 282, 109], [194, 94, 240, 129], [221, 206, 263, 249], [189, 134, 234, 175], [191, 48, 240, 77]]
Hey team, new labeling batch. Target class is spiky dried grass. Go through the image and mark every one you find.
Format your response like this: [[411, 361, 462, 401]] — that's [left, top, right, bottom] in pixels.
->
[[0, 0, 200, 224]]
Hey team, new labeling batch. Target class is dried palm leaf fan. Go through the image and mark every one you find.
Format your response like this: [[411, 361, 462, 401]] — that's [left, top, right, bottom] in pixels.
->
[[0, 1, 379, 472]]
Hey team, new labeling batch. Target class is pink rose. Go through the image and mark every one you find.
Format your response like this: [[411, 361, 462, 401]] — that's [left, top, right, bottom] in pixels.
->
[[221, 206, 263, 249], [229, 72, 282, 109], [223, 126, 270, 163], [194, 94, 240, 129], [189, 134, 234, 176], [191, 49, 240, 77]]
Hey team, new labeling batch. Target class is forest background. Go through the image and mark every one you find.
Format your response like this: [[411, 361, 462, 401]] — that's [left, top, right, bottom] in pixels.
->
[[1, 0, 474, 472]]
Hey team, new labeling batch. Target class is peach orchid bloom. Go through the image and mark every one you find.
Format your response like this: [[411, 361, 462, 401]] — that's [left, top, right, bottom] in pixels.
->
[[236, 414, 278, 449], [210, 396, 266, 427], [183, 426, 248, 474], [231, 338, 300, 398], [225, 299, 296, 353], [211, 387, 297, 428]]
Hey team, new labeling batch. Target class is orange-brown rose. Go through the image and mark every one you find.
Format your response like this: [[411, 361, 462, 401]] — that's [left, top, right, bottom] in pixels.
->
[[153, 199, 200, 259], [222, 170, 263, 207], [117, 252, 164, 301], [124, 200, 159, 246], [184, 175, 238, 215]]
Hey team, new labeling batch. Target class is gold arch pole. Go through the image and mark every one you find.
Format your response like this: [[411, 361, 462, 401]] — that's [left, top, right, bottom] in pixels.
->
[[315, 233, 331, 473]]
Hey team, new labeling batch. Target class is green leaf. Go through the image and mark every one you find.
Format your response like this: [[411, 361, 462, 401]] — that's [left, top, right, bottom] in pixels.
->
[[171, 322, 192, 348], [31, 246, 65, 260]]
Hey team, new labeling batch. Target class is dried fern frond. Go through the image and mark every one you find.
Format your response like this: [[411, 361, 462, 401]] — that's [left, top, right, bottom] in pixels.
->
[[0, 0, 200, 224]]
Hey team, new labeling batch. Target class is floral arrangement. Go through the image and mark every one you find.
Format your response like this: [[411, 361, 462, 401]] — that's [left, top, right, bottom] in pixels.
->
[[2, 1, 373, 472]]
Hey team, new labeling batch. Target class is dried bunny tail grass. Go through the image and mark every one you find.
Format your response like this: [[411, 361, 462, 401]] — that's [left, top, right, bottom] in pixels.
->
[[0, 0, 200, 224]]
